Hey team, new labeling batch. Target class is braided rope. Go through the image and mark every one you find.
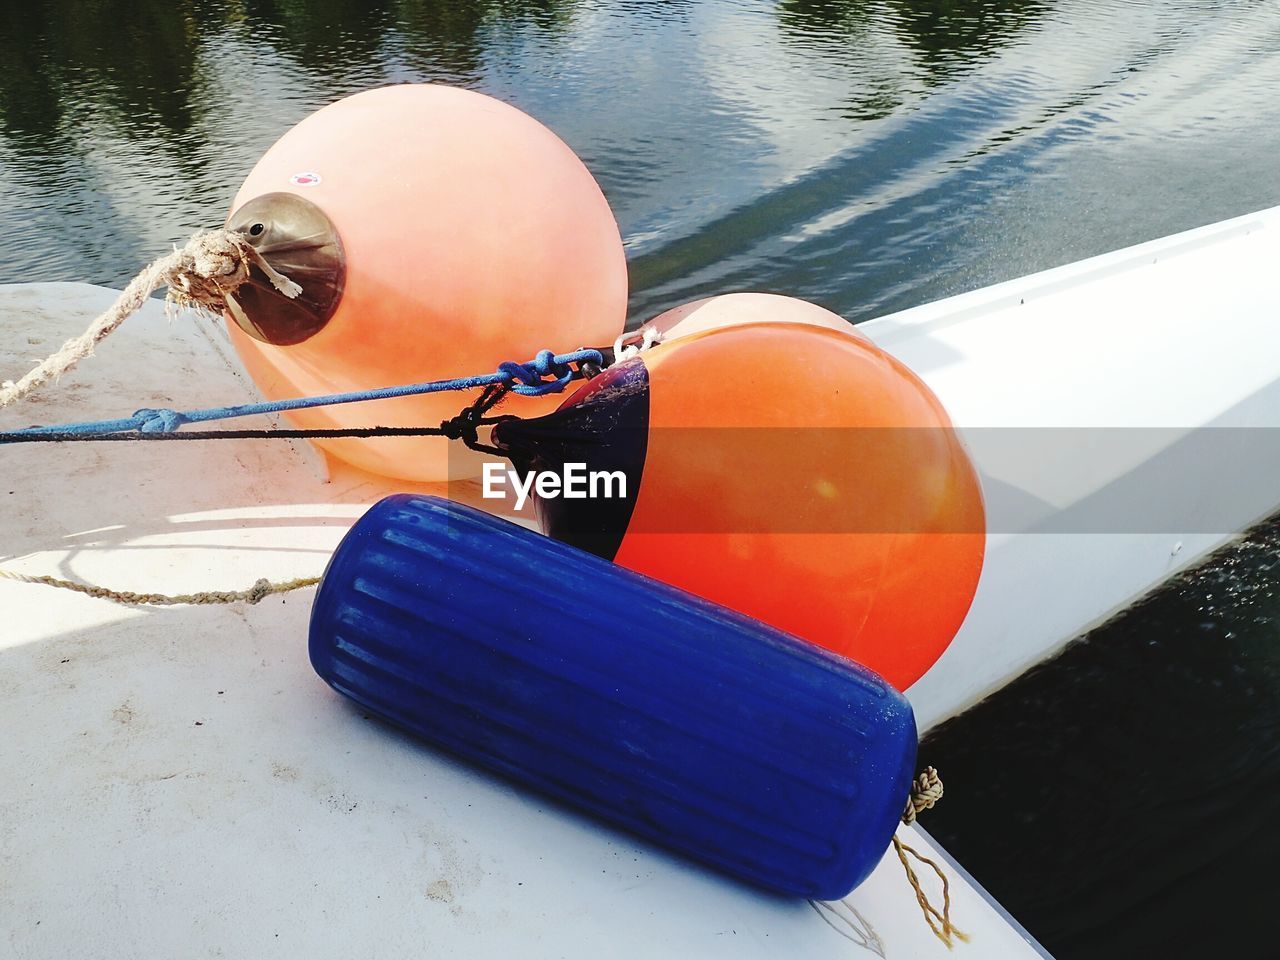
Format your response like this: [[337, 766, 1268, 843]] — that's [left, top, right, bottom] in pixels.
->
[[0, 229, 297, 409], [892, 837, 970, 950], [902, 765, 944, 825], [0, 568, 319, 606], [0, 346, 601, 443], [612, 324, 664, 363], [809, 767, 968, 949], [0, 227, 604, 443], [893, 766, 969, 949]]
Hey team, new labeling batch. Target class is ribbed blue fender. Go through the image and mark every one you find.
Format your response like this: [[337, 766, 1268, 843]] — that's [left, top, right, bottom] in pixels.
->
[[308, 494, 917, 899]]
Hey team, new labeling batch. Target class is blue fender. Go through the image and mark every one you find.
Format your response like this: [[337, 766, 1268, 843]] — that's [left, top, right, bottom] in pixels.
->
[[308, 494, 916, 899]]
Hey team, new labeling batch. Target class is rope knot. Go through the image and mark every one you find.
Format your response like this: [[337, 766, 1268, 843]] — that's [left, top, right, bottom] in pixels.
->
[[132, 407, 190, 434], [245, 578, 274, 605], [0, 227, 306, 410], [188, 233, 247, 282], [498, 350, 575, 396], [163, 229, 302, 317], [439, 412, 480, 447], [530, 349, 560, 377], [613, 325, 664, 363], [890, 766, 968, 949], [902, 765, 944, 825]]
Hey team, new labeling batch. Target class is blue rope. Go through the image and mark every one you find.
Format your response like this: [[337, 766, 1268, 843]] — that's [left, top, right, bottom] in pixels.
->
[[6, 348, 603, 439]]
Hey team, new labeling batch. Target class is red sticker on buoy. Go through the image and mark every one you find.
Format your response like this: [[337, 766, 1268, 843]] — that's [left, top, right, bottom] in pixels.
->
[[291, 172, 322, 186]]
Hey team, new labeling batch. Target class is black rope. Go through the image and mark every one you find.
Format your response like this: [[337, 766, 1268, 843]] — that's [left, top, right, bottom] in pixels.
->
[[0, 427, 448, 442], [436, 382, 516, 457], [0, 384, 520, 458]]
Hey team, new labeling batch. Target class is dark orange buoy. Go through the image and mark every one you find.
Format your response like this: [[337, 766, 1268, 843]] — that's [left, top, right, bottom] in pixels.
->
[[494, 322, 985, 690], [222, 84, 627, 481], [647, 292, 865, 342]]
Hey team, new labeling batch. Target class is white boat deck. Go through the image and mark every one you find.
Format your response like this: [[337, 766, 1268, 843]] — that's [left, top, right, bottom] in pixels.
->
[[1, 284, 1047, 958]]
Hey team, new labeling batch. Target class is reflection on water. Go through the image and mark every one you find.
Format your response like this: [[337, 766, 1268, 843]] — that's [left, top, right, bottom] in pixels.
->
[[779, 0, 1052, 98], [2, 2, 1280, 957], [0, 1, 577, 138]]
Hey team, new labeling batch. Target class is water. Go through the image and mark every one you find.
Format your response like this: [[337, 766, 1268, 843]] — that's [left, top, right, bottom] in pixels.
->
[[922, 529, 1280, 957], [2, 1, 1278, 955]]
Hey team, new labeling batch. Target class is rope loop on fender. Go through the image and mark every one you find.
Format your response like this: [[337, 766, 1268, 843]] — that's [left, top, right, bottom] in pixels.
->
[[893, 766, 970, 949], [902, 765, 945, 825]]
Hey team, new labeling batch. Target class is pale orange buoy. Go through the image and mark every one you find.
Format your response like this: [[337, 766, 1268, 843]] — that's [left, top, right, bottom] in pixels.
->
[[495, 322, 985, 690], [223, 84, 627, 481], [646, 292, 865, 343]]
